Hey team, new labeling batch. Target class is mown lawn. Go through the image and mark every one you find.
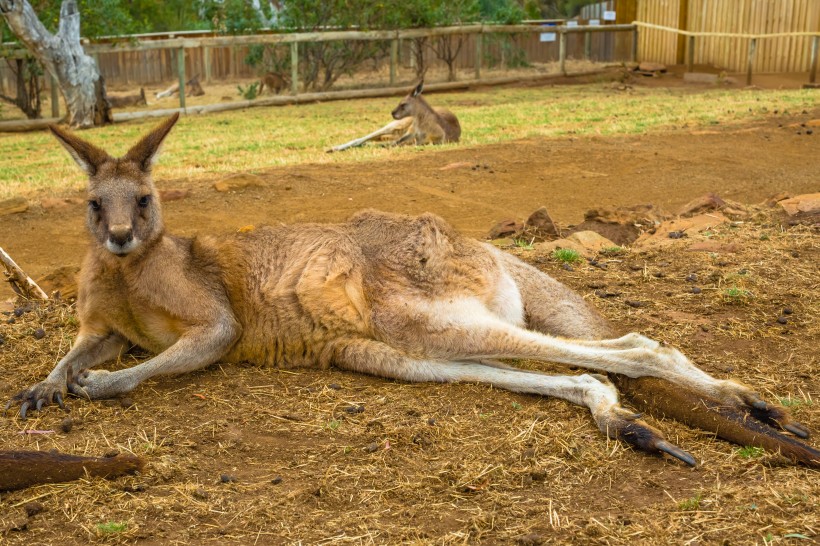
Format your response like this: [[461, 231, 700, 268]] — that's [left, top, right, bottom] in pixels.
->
[[0, 83, 816, 199]]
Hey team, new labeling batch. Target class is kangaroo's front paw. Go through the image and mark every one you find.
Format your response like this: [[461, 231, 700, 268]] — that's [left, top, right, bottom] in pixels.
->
[[69, 369, 134, 400], [716, 379, 810, 438], [5, 380, 67, 419]]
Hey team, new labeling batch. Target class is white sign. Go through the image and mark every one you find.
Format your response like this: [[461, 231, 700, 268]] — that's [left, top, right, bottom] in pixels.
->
[[589, 19, 600, 26], [604, 10, 616, 21], [566, 20, 578, 28], [540, 32, 557, 42]]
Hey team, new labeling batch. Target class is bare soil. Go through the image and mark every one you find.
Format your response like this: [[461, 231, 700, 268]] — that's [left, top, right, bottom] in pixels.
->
[[0, 105, 818, 544]]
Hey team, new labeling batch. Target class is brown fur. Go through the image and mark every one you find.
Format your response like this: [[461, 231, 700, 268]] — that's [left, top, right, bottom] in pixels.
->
[[259, 72, 288, 95], [7, 115, 815, 468], [391, 81, 461, 145]]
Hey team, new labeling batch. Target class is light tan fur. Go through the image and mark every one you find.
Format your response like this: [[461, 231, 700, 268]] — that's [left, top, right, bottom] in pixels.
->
[[8, 115, 810, 466], [391, 81, 461, 146]]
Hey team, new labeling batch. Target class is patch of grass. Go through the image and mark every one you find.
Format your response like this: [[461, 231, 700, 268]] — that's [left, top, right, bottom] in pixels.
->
[[737, 446, 765, 459], [722, 286, 752, 303], [326, 419, 341, 431], [552, 248, 581, 264], [599, 246, 625, 256], [678, 493, 703, 511], [96, 521, 128, 535], [779, 396, 812, 407], [1, 85, 817, 199], [512, 238, 534, 250], [511, 401, 523, 411]]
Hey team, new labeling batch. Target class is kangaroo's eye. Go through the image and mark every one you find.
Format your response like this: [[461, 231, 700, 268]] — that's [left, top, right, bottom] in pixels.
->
[[138, 195, 151, 207], [89, 200, 101, 211]]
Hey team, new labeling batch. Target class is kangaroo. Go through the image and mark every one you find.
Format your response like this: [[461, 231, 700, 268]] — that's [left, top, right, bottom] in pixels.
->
[[259, 72, 288, 95], [6, 115, 818, 468], [391, 81, 461, 146]]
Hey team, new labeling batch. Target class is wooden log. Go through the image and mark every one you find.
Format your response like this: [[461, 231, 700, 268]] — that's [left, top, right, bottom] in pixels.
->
[[0, 246, 48, 300], [0, 450, 145, 491], [108, 88, 147, 108]]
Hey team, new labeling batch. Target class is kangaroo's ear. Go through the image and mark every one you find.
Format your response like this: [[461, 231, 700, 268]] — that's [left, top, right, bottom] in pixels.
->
[[123, 113, 180, 172], [413, 81, 424, 97], [48, 124, 112, 176]]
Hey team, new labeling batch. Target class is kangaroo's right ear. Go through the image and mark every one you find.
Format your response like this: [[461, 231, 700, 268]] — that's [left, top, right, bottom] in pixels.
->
[[413, 80, 424, 97], [48, 125, 112, 176], [123, 113, 180, 172]]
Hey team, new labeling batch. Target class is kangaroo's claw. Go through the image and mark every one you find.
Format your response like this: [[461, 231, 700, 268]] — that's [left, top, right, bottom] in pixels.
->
[[655, 440, 697, 467], [20, 401, 30, 420], [748, 403, 811, 439], [783, 423, 810, 439]]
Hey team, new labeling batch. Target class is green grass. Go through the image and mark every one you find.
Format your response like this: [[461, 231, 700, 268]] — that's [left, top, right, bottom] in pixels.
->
[[95, 521, 128, 534], [0, 84, 816, 199], [678, 492, 703, 511], [737, 446, 765, 459], [552, 248, 582, 263], [722, 286, 752, 303]]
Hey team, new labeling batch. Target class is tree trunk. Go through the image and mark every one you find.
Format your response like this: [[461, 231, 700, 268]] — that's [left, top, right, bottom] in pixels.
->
[[0, 0, 112, 128]]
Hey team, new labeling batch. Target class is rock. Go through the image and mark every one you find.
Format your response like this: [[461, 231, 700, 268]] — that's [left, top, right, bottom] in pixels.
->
[[763, 192, 791, 207], [777, 193, 820, 216], [638, 62, 667, 72], [523, 207, 560, 240], [438, 161, 473, 171], [567, 204, 665, 246], [37, 266, 80, 300], [634, 213, 728, 249], [487, 219, 522, 240], [0, 196, 28, 216], [677, 193, 726, 217], [158, 188, 190, 202], [536, 231, 617, 258], [213, 173, 265, 192]]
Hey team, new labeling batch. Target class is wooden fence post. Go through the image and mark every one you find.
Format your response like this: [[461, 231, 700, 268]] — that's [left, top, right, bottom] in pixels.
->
[[50, 74, 59, 118], [559, 29, 567, 75], [474, 31, 482, 80], [204, 46, 212, 83], [687, 35, 695, 72], [746, 38, 757, 86], [177, 47, 186, 110], [290, 42, 299, 94], [390, 39, 398, 85], [810, 35, 819, 84], [584, 31, 591, 60], [631, 28, 638, 62]]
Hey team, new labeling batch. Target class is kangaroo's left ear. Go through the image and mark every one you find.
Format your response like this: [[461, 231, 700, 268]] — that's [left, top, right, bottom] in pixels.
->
[[413, 81, 424, 97], [124, 113, 180, 172]]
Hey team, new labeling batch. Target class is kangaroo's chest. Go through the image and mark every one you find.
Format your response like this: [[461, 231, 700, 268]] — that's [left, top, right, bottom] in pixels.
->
[[108, 297, 184, 353]]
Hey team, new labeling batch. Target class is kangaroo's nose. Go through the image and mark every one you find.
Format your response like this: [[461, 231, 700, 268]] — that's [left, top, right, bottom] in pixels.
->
[[109, 224, 133, 246]]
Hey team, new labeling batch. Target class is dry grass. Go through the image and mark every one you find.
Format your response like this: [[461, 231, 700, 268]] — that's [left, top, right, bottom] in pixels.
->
[[1, 208, 817, 544]]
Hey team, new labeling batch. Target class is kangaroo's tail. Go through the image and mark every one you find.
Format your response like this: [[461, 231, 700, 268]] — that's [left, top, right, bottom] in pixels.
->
[[613, 375, 820, 467]]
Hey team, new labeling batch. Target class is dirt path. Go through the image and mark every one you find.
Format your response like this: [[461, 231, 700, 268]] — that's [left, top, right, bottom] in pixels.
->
[[1, 114, 818, 287]]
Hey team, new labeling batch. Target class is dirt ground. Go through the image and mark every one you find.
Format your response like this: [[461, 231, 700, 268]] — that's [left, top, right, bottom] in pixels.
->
[[0, 100, 818, 544]]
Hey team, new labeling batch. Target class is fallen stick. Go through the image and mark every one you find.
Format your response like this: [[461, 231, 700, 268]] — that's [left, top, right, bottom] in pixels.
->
[[328, 118, 412, 152], [0, 246, 48, 300], [0, 450, 145, 491]]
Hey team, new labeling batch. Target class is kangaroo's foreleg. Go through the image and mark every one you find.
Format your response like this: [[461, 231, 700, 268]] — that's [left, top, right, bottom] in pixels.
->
[[330, 338, 695, 465], [69, 320, 239, 400], [6, 331, 129, 418]]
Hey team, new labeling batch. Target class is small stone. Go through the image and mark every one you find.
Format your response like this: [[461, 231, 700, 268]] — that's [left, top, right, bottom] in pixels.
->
[[700, 324, 710, 332], [220, 474, 237, 483], [427, 418, 436, 426], [120, 397, 135, 408], [777, 316, 788, 325], [23, 502, 44, 517], [668, 230, 686, 239], [344, 404, 365, 414], [562, 263, 574, 271], [625, 300, 646, 308], [60, 417, 73, 433], [783, 307, 793, 315], [7, 317, 16, 324], [691, 287, 702, 294], [13, 307, 24, 317], [516, 532, 546, 545], [807, 129, 813, 135], [193, 487, 209, 500], [33, 328, 46, 340], [364, 443, 379, 453], [327, 383, 342, 390], [652, 271, 665, 278], [685, 273, 698, 282], [271, 476, 283, 485], [791, 251, 800, 258]]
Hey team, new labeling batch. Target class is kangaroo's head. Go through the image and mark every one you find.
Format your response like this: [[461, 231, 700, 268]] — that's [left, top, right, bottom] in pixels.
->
[[49, 113, 179, 257], [391, 81, 425, 120]]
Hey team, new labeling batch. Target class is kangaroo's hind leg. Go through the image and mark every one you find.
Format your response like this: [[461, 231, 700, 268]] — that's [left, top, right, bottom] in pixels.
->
[[498, 251, 811, 440], [328, 338, 695, 465]]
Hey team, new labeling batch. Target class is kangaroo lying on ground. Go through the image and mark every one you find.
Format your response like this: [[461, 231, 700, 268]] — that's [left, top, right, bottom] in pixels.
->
[[391, 81, 461, 146], [7, 115, 818, 467]]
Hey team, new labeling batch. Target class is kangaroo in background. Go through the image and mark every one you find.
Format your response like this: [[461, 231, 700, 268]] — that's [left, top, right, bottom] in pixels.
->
[[7, 115, 818, 468], [259, 72, 288, 95], [391, 81, 461, 146]]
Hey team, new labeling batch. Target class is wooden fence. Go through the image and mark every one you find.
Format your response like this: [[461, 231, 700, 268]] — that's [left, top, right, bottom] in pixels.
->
[[0, 22, 633, 101], [637, 0, 820, 72]]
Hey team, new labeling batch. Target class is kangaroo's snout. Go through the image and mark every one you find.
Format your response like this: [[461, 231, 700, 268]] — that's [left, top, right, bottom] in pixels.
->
[[107, 224, 136, 255]]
